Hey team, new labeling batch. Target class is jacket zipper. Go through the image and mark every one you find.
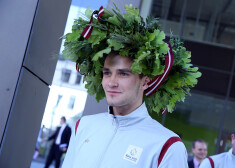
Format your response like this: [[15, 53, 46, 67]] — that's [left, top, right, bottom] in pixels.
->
[[97, 116, 119, 168]]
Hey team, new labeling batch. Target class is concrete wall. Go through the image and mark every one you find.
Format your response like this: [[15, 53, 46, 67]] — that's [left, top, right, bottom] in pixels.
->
[[0, 0, 71, 167], [0, 0, 38, 145], [82, 95, 108, 116]]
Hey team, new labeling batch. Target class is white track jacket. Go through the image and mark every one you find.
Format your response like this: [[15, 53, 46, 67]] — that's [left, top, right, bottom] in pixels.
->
[[200, 148, 235, 168], [62, 103, 188, 168]]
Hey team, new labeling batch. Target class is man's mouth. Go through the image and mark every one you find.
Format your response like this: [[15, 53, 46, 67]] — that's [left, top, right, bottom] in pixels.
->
[[107, 91, 121, 95]]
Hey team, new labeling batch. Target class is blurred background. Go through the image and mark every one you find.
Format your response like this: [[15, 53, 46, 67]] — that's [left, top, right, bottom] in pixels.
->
[[1, 0, 235, 167]]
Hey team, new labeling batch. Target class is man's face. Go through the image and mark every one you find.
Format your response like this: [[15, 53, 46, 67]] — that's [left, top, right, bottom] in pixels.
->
[[102, 54, 148, 114], [231, 134, 235, 155], [60, 118, 65, 125], [192, 142, 208, 161]]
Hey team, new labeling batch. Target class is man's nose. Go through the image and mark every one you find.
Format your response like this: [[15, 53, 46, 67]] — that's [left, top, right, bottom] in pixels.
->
[[108, 74, 118, 87]]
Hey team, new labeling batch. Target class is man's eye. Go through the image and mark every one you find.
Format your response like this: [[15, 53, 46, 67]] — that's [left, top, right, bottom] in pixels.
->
[[103, 71, 110, 75], [121, 73, 128, 76]]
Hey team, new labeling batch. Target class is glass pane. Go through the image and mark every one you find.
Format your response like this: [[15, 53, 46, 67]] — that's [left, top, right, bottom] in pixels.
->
[[75, 74, 82, 85], [151, 0, 235, 47], [61, 69, 71, 83]]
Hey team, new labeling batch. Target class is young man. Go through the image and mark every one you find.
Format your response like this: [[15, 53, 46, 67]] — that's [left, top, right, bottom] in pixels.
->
[[188, 139, 208, 168], [61, 4, 201, 168], [44, 116, 71, 168], [62, 53, 188, 168], [199, 132, 235, 168]]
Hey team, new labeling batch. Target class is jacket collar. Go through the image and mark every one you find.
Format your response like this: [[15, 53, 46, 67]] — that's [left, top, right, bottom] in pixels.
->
[[108, 103, 150, 127]]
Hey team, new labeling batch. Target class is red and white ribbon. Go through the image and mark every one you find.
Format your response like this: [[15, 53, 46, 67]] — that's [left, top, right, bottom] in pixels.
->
[[76, 62, 79, 72], [81, 6, 104, 40], [144, 43, 173, 97], [98, 6, 104, 18], [144, 43, 173, 114], [161, 108, 167, 115], [78, 6, 105, 71]]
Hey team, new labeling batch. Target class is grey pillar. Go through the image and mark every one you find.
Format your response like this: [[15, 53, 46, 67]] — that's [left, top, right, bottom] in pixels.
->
[[82, 95, 108, 116], [161, 0, 172, 31], [0, 0, 71, 167], [204, 0, 223, 42], [193, 0, 203, 38], [179, 0, 188, 38]]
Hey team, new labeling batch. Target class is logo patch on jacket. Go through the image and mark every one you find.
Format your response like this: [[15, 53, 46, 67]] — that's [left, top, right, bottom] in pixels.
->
[[123, 145, 143, 164]]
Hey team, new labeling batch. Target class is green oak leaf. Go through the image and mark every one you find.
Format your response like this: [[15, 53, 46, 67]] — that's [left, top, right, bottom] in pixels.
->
[[92, 48, 111, 61], [108, 39, 125, 50]]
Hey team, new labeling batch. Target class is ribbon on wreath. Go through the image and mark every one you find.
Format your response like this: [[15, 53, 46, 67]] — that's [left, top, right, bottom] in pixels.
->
[[81, 6, 104, 40], [76, 62, 80, 72], [161, 108, 167, 115], [144, 43, 173, 97], [144, 43, 173, 114], [77, 6, 104, 72]]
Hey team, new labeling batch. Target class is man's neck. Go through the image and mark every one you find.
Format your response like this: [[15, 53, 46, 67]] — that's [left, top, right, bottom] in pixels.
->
[[194, 157, 203, 163], [113, 106, 135, 116], [61, 123, 66, 127], [113, 102, 142, 116]]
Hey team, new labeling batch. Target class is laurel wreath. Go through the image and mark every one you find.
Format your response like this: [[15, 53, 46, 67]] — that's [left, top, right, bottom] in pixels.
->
[[62, 4, 202, 114]]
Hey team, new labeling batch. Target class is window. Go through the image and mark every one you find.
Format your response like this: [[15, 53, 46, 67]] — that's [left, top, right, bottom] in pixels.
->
[[75, 74, 82, 85], [61, 69, 71, 83], [56, 95, 62, 107], [68, 95, 76, 109]]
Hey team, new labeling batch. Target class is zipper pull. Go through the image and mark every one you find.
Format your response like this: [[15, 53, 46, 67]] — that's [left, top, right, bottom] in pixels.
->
[[112, 116, 116, 125]]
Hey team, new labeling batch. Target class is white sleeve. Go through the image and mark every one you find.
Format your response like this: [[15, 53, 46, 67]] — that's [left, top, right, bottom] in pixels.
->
[[157, 141, 188, 168], [61, 127, 76, 168], [199, 158, 212, 168]]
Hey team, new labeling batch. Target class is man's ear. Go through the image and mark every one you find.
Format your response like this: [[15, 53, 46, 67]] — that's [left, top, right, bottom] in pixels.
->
[[192, 148, 195, 154], [142, 76, 150, 90]]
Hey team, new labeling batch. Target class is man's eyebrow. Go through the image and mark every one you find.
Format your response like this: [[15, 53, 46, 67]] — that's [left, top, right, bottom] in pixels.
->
[[101, 67, 133, 73], [118, 69, 133, 73], [102, 68, 132, 72], [101, 67, 110, 71]]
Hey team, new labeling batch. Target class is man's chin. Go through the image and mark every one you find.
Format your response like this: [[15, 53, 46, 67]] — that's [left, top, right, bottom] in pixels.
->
[[107, 102, 119, 107], [106, 100, 122, 107]]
